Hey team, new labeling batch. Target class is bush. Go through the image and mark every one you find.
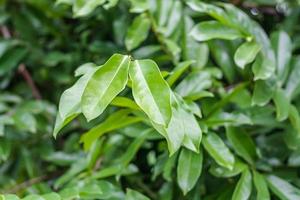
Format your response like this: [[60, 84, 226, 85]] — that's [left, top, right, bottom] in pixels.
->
[[1, 0, 300, 199]]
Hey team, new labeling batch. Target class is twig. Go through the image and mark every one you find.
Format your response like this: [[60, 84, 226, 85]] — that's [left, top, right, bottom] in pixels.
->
[[18, 64, 42, 99], [0, 25, 42, 100], [4, 176, 47, 194]]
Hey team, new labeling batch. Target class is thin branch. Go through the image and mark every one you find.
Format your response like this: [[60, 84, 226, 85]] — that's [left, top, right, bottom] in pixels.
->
[[0, 25, 42, 100], [2, 171, 61, 194], [18, 64, 42, 100], [4, 175, 47, 194]]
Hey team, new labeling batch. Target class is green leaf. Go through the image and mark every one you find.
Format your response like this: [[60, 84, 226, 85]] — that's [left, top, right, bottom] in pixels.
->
[[22, 195, 44, 200], [0, 48, 27, 76], [177, 148, 203, 195], [273, 88, 290, 121], [128, 0, 149, 13], [209, 40, 236, 83], [271, 31, 292, 85], [183, 16, 209, 70], [209, 159, 247, 178], [153, 94, 202, 154], [186, 1, 231, 26], [116, 129, 150, 172], [252, 55, 275, 80], [253, 171, 270, 200], [164, 1, 182, 37], [267, 175, 300, 200], [42, 193, 61, 200], [202, 132, 235, 170], [226, 126, 257, 165], [234, 41, 261, 69], [82, 54, 130, 121], [232, 169, 252, 200], [110, 97, 140, 110], [13, 110, 36, 133], [288, 105, 300, 135], [80, 109, 142, 150], [125, 14, 151, 51], [252, 80, 275, 106], [125, 189, 150, 200], [54, 65, 99, 137], [190, 21, 243, 42], [175, 71, 212, 99], [167, 60, 194, 87], [285, 57, 300, 99], [129, 59, 172, 126], [0, 194, 20, 200], [73, 0, 106, 17]]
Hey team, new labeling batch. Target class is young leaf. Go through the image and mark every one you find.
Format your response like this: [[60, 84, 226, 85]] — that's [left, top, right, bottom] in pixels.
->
[[125, 14, 151, 51], [190, 21, 243, 42], [253, 171, 270, 200], [81, 54, 130, 121], [232, 169, 252, 200], [202, 132, 235, 170], [226, 126, 257, 165], [267, 175, 300, 200], [129, 59, 172, 126], [234, 41, 261, 69], [177, 148, 203, 195]]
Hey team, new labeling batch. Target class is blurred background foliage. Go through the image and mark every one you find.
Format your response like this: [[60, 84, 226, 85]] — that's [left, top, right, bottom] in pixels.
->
[[0, 0, 300, 199]]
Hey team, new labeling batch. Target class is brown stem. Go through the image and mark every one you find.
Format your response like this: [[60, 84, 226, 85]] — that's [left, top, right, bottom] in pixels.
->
[[18, 64, 42, 100], [2, 171, 61, 194], [0, 25, 42, 100]]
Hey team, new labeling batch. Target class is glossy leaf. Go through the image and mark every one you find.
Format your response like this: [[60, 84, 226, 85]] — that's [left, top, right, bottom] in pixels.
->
[[232, 169, 252, 200], [273, 88, 290, 121], [234, 41, 261, 69], [73, 0, 106, 17], [226, 126, 257, 165], [253, 171, 270, 200], [82, 54, 130, 121], [252, 80, 275, 106], [177, 148, 203, 195], [125, 14, 151, 51], [209, 159, 247, 178], [129, 59, 172, 126], [202, 132, 235, 170], [271, 31, 292, 85], [267, 175, 300, 200], [54, 65, 99, 137], [190, 21, 243, 42]]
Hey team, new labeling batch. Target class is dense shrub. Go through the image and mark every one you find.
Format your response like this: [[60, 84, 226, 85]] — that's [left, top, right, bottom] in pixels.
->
[[1, 0, 300, 199]]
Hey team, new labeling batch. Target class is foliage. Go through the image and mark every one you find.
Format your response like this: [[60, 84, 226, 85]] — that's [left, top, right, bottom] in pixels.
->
[[1, 0, 300, 199]]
